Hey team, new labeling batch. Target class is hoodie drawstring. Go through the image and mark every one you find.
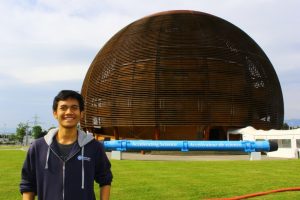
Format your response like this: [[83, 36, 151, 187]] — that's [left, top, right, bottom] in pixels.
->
[[81, 146, 85, 189], [45, 147, 50, 169]]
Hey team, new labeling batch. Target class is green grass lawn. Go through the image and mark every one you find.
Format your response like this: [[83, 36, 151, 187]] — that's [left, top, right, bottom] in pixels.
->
[[0, 145, 22, 150], [1, 150, 299, 200]]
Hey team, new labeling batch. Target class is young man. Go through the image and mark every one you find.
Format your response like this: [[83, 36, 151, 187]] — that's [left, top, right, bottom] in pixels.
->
[[20, 90, 113, 200]]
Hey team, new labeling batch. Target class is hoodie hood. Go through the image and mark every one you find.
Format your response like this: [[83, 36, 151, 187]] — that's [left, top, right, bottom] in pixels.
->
[[44, 128, 94, 147]]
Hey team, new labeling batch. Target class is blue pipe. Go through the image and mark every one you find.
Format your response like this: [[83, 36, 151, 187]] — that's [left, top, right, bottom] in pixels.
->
[[103, 140, 278, 153]]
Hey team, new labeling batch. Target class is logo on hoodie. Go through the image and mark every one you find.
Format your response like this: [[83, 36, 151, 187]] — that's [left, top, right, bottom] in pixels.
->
[[77, 155, 91, 161]]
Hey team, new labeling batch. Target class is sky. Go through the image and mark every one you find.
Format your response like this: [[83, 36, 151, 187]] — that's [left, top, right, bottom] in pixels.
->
[[0, 0, 299, 133]]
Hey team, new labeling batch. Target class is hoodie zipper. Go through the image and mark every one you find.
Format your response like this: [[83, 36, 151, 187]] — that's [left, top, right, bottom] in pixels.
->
[[49, 146, 81, 200], [63, 162, 65, 200]]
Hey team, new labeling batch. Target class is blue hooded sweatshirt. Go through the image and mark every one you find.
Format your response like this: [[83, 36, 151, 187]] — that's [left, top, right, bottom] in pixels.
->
[[20, 128, 113, 200]]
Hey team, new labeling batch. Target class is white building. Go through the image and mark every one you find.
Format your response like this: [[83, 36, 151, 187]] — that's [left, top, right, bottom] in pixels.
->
[[228, 126, 300, 159]]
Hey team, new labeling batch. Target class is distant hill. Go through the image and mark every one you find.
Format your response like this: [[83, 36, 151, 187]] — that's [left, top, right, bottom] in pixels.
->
[[285, 119, 300, 127]]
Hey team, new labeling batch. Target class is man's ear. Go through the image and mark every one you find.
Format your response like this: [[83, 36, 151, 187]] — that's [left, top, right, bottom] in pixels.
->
[[80, 111, 84, 119], [53, 111, 58, 119]]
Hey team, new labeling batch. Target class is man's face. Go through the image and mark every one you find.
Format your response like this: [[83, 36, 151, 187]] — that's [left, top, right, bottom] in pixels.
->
[[53, 98, 82, 129]]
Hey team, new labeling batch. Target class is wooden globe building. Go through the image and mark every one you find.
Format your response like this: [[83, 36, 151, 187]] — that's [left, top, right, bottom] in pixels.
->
[[81, 10, 284, 140]]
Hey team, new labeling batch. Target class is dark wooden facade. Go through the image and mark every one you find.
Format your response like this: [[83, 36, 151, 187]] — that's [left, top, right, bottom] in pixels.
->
[[81, 10, 284, 140]]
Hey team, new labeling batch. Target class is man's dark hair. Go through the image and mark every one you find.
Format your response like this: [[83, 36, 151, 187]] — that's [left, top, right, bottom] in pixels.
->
[[52, 90, 84, 111]]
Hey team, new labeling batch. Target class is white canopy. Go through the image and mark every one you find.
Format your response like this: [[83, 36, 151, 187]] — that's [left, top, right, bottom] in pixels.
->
[[228, 126, 300, 136]]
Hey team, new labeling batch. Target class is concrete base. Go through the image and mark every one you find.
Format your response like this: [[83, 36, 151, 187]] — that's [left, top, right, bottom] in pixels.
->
[[111, 151, 122, 160], [249, 152, 261, 160]]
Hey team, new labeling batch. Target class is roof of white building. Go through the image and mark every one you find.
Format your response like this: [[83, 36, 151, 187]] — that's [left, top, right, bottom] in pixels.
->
[[228, 126, 300, 136]]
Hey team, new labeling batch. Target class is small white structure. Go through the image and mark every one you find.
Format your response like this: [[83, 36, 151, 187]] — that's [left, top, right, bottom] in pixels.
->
[[228, 126, 300, 159], [23, 135, 35, 146], [249, 152, 262, 160], [111, 151, 122, 160]]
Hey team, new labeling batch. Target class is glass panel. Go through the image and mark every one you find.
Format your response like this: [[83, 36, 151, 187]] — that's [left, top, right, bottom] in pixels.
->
[[296, 139, 300, 148], [280, 139, 291, 148]]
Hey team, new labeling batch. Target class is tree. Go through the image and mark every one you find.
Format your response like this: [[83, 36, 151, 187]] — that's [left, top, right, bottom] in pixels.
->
[[281, 122, 289, 130], [16, 122, 29, 143], [32, 125, 44, 139], [8, 134, 18, 142]]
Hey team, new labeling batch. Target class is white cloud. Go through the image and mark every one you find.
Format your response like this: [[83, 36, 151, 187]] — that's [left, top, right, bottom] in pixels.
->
[[0, 0, 300, 130], [282, 83, 300, 119], [0, 0, 137, 85], [1, 64, 87, 84]]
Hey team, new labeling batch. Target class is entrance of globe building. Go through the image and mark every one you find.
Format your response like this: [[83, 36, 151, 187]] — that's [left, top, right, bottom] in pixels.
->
[[208, 127, 227, 140]]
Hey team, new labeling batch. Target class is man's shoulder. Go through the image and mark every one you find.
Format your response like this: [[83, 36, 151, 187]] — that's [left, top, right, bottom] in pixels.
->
[[30, 137, 47, 148], [85, 138, 103, 147], [26, 137, 48, 156], [34, 136, 46, 143], [83, 139, 106, 154]]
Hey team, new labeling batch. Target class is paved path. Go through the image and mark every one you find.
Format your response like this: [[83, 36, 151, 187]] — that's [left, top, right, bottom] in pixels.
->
[[1, 147, 288, 161], [107, 152, 289, 161]]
